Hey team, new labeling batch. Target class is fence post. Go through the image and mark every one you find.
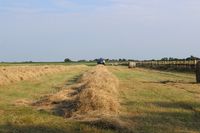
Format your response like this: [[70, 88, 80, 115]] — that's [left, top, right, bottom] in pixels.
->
[[196, 61, 200, 83]]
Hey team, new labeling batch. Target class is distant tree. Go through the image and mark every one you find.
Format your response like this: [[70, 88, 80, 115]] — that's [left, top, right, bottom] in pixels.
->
[[186, 55, 200, 60], [169, 57, 174, 61], [24, 61, 33, 63], [93, 59, 98, 62], [64, 58, 72, 62], [78, 60, 87, 62], [171, 58, 179, 61], [105, 59, 110, 62], [122, 59, 127, 62], [161, 57, 168, 61]]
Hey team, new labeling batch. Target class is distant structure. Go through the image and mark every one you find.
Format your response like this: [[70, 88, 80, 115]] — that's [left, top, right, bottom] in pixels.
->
[[97, 58, 105, 65], [196, 61, 200, 83], [128, 62, 136, 68]]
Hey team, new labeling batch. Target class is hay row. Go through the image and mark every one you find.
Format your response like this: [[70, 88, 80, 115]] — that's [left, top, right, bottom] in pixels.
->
[[34, 65, 120, 119], [0, 65, 85, 85], [73, 65, 120, 119], [33, 65, 128, 130]]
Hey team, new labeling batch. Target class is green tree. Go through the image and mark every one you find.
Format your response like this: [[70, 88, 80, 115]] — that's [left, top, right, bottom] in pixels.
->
[[64, 58, 72, 62]]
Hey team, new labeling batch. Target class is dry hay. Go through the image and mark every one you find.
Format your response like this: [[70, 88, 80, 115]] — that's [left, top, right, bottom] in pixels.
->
[[32, 65, 130, 131], [0, 109, 4, 115], [13, 99, 32, 106], [0, 65, 86, 86], [128, 62, 136, 68], [73, 65, 120, 119]]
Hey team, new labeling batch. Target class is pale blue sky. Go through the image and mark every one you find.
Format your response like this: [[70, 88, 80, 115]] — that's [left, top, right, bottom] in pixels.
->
[[0, 0, 200, 61]]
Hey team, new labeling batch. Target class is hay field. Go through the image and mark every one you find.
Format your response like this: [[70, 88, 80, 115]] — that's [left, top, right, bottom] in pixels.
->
[[0, 65, 200, 133], [0, 65, 87, 85]]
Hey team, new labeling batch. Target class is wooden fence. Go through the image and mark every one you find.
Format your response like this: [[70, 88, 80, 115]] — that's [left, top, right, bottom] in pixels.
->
[[136, 60, 198, 72]]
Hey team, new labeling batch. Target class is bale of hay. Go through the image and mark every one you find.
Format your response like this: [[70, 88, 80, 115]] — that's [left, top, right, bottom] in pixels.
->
[[114, 62, 119, 66], [128, 62, 136, 68], [196, 61, 200, 83]]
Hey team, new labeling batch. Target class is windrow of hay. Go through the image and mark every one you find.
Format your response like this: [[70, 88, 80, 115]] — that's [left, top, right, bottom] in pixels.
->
[[33, 65, 127, 130], [73, 65, 120, 119], [0, 65, 86, 86]]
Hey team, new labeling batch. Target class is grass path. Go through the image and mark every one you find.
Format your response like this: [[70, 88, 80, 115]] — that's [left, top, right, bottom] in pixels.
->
[[109, 66, 200, 133]]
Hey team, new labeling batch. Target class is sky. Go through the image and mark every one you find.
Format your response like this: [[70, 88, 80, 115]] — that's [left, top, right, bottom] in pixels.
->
[[0, 0, 200, 62]]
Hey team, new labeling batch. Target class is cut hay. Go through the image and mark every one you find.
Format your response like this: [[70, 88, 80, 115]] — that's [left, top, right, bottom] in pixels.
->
[[0, 109, 4, 115], [128, 62, 136, 68], [33, 65, 127, 130], [0, 65, 86, 86], [73, 65, 120, 119], [13, 99, 31, 106]]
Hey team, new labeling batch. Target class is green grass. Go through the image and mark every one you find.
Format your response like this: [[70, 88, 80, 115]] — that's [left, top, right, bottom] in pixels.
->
[[1, 65, 200, 133], [109, 66, 200, 133], [0, 65, 113, 133]]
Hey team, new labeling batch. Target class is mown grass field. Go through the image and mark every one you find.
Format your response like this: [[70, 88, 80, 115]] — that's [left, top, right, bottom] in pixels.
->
[[0, 65, 200, 133], [109, 67, 200, 133]]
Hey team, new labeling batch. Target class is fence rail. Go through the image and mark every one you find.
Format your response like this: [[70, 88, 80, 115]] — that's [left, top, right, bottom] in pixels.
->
[[136, 60, 199, 71]]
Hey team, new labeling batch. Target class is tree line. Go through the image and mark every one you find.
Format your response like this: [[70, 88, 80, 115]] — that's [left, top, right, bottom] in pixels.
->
[[64, 55, 200, 63]]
